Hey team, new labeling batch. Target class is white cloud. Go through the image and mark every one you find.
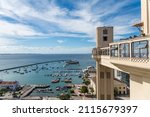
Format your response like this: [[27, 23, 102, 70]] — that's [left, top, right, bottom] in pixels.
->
[[0, 0, 139, 39], [0, 20, 42, 36], [57, 40, 64, 44], [0, 45, 94, 54], [0, 37, 17, 46], [0, 0, 140, 53]]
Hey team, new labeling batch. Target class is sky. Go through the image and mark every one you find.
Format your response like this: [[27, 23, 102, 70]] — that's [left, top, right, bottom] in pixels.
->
[[0, 0, 141, 54]]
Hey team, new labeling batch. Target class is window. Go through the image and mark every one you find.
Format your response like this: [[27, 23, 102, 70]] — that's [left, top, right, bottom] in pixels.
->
[[103, 29, 108, 34], [106, 72, 110, 79], [110, 45, 118, 57], [103, 36, 108, 41], [100, 72, 104, 79], [117, 71, 121, 77], [101, 49, 110, 55], [101, 94, 105, 100], [131, 40, 148, 58], [119, 43, 130, 57]]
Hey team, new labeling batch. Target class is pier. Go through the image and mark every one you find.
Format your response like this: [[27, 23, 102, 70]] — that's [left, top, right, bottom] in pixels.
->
[[0, 60, 68, 72], [20, 84, 50, 99]]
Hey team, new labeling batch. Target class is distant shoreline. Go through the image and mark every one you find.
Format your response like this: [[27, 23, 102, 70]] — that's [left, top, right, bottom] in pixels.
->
[[0, 53, 92, 55]]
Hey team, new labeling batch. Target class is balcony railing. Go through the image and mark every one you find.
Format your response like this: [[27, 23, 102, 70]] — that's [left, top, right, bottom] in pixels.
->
[[92, 36, 150, 63]]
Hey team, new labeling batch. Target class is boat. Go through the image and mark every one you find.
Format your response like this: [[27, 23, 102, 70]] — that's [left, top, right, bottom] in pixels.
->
[[51, 78, 60, 83], [64, 78, 72, 83], [65, 60, 79, 65], [56, 86, 61, 91]]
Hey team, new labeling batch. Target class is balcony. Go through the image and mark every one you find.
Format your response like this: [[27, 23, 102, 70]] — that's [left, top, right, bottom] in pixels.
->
[[92, 35, 150, 71]]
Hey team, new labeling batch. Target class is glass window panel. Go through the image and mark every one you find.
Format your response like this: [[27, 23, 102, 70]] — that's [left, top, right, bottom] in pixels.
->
[[131, 40, 148, 58], [110, 45, 118, 57], [119, 43, 129, 57]]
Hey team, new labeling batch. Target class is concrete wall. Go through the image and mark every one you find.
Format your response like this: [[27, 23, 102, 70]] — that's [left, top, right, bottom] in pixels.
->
[[141, 0, 150, 35], [130, 74, 150, 99]]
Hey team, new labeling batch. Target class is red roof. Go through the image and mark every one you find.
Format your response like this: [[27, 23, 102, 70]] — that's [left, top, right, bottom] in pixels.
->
[[0, 81, 17, 85]]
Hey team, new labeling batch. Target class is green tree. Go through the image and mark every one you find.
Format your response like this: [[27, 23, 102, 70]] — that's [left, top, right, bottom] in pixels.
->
[[70, 89, 74, 94], [80, 86, 88, 96], [84, 79, 90, 86], [89, 87, 94, 96], [59, 93, 71, 100], [114, 87, 118, 97]]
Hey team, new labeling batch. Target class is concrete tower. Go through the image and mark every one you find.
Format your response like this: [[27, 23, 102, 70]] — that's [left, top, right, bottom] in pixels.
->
[[96, 27, 113, 48], [96, 27, 114, 100]]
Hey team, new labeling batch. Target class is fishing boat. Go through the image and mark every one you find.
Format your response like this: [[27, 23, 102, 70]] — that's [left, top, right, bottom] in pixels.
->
[[56, 86, 61, 91], [51, 78, 60, 83], [65, 60, 79, 65], [64, 78, 72, 83]]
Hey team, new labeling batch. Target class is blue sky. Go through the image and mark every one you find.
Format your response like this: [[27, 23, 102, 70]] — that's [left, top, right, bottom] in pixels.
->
[[0, 0, 141, 54]]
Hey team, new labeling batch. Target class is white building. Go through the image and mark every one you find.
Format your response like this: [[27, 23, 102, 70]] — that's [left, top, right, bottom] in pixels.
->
[[0, 80, 20, 90]]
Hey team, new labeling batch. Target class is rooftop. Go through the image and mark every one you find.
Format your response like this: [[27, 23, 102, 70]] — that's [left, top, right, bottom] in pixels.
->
[[0, 81, 18, 85]]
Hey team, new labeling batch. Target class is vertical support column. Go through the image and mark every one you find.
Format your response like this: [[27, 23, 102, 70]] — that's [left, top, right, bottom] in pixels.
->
[[118, 44, 120, 60], [141, 0, 150, 35], [96, 60, 101, 99], [147, 0, 149, 34], [96, 61, 114, 100], [129, 42, 132, 61], [105, 67, 114, 100]]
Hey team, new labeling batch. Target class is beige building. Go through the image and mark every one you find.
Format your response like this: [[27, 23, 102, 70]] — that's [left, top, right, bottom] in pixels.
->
[[92, 0, 150, 100], [0, 80, 19, 90], [114, 78, 128, 95], [89, 76, 128, 96]]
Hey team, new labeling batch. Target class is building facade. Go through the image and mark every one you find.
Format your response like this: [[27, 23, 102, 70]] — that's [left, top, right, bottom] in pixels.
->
[[0, 80, 19, 90], [92, 0, 150, 100]]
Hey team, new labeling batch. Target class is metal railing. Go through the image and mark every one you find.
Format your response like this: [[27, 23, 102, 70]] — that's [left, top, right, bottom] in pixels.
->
[[92, 36, 150, 63]]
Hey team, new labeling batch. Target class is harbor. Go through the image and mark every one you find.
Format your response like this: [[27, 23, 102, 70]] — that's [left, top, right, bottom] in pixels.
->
[[0, 54, 96, 100]]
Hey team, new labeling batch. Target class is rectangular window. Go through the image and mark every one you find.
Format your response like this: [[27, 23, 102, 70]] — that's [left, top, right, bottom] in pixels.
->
[[110, 45, 118, 57], [119, 43, 130, 57], [117, 71, 121, 77], [131, 40, 148, 58], [106, 72, 110, 79], [103, 36, 108, 41], [100, 72, 104, 79], [103, 29, 108, 34], [101, 94, 105, 100]]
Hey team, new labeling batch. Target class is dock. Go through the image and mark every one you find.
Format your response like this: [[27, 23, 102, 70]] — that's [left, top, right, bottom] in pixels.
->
[[0, 60, 68, 72], [20, 84, 50, 99]]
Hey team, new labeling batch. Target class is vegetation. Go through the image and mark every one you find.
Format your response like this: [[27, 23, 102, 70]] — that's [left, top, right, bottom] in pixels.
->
[[80, 86, 88, 96], [89, 87, 94, 96], [83, 73, 89, 79], [114, 87, 118, 97], [59, 93, 71, 100], [0, 88, 9, 96], [83, 79, 90, 86], [70, 89, 74, 94]]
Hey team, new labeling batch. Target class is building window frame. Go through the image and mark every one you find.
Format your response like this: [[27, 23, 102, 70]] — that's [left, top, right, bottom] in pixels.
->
[[131, 40, 149, 58], [110, 44, 118, 57], [103, 29, 108, 34], [119, 43, 130, 57], [103, 36, 108, 41]]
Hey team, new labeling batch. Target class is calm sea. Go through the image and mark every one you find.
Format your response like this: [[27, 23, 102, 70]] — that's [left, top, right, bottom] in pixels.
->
[[0, 54, 95, 97]]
